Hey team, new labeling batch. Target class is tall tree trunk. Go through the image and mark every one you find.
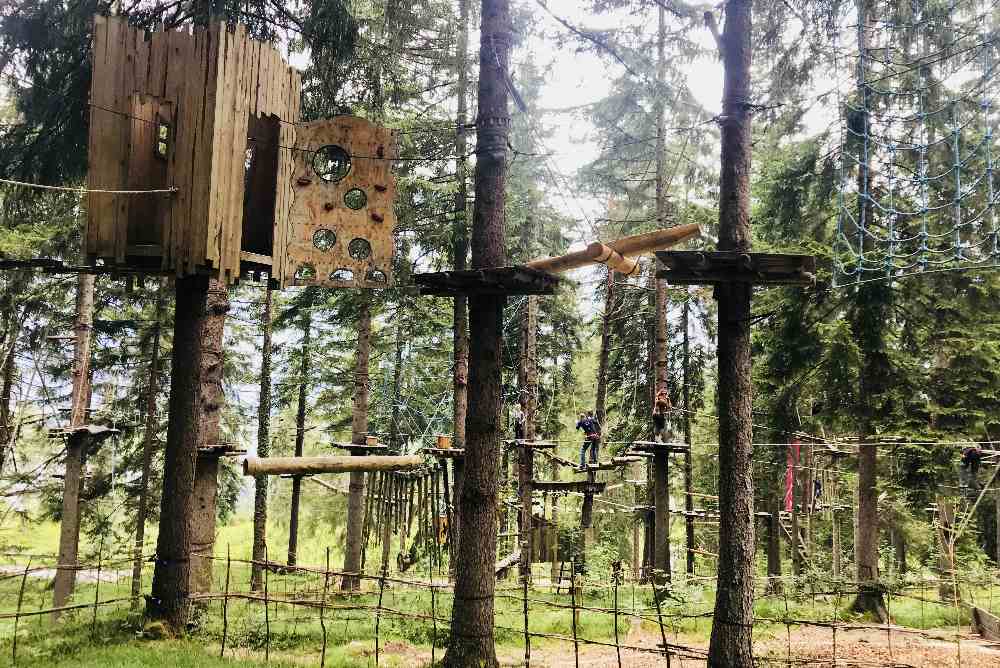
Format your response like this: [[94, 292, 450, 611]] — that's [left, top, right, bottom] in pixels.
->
[[707, 2, 755, 665], [450, 0, 471, 574], [442, 0, 509, 660], [594, 268, 615, 427], [251, 287, 274, 591], [131, 280, 165, 608], [850, 0, 888, 621], [288, 309, 312, 566], [148, 275, 218, 629], [389, 319, 404, 449], [0, 316, 20, 476], [766, 496, 783, 594], [452, 0, 470, 452], [52, 273, 95, 619], [682, 289, 695, 575], [517, 296, 537, 581], [189, 279, 229, 597], [342, 295, 372, 590], [653, 7, 671, 576]]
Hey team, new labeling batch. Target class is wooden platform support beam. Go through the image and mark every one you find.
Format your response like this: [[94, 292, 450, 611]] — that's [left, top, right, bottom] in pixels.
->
[[656, 251, 816, 286], [243, 455, 423, 476]]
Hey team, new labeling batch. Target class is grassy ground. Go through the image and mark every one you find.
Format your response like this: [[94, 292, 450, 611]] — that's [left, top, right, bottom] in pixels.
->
[[3, 514, 999, 667]]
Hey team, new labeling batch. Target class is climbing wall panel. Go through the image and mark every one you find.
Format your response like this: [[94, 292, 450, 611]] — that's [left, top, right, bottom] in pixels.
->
[[281, 117, 398, 289]]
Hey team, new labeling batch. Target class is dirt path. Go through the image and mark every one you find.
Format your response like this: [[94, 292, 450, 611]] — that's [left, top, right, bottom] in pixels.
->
[[491, 625, 1000, 667], [373, 624, 1000, 667]]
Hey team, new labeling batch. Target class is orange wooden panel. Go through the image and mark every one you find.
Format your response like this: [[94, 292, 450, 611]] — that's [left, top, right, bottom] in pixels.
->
[[282, 116, 397, 289]]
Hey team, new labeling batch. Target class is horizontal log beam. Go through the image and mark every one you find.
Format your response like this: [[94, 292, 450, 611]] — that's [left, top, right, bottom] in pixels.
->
[[606, 224, 701, 256], [243, 455, 423, 476], [525, 225, 701, 275]]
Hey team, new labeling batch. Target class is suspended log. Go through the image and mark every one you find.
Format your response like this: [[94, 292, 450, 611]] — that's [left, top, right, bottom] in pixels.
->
[[525, 224, 701, 275], [243, 455, 422, 476], [607, 225, 700, 256], [526, 242, 637, 275]]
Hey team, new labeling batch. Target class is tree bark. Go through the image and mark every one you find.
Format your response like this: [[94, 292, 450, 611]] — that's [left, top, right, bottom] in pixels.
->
[[682, 289, 695, 575], [52, 273, 95, 619], [449, 0, 471, 582], [147, 275, 213, 630], [389, 318, 404, 450], [288, 307, 312, 567], [766, 497, 783, 594], [189, 279, 229, 597], [251, 287, 273, 592], [442, 0, 509, 659], [707, 2, 755, 665], [131, 280, 165, 608], [342, 295, 372, 590], [453, 0, 471, 454], [517, 296, 537, 581], [850, 0, 888, 621], [594, 269, 615, 428], [0, 305, 21, 476], [937, 499, 958, 603]]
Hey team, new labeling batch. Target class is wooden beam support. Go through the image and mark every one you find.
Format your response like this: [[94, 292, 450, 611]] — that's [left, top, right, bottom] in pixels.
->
[[413, 266, 558, 296], [243, 455, 423, 476], [532, 480, 606, 494], [656, 250, 816, 286]]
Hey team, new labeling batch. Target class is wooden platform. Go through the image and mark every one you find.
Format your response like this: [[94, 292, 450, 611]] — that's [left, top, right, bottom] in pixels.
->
[[532, 480, 606, 494], [422, 447, 466, 459], [629, 441, 690, 454], [198, 443, 247, 457], [656, 251, 816, 286], [330, 442, 389, 454], [504, 439, 558, 449], [413, 266, 559, 296], [572, 458, 638, 472]]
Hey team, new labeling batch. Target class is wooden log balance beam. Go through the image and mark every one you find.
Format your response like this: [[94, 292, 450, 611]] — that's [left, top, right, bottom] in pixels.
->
[[243, 455, 423, 476], [525, 224, 701, 275]]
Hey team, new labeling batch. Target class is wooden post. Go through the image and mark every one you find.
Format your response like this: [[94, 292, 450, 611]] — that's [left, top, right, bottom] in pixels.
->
[[52, 273, 94, 619], [518, 295, 537, 582], [682, 289, 695, 576]]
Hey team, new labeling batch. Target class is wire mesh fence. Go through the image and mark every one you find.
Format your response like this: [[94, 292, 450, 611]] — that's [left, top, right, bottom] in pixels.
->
[[3, 546, 1000, 667]]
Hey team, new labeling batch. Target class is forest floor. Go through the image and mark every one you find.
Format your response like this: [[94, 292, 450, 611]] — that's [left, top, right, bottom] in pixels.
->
[[490, 624, 1000, 667]]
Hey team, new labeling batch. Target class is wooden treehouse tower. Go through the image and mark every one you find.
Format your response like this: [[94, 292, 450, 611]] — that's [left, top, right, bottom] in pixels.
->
[[85, 15, 397, 288]]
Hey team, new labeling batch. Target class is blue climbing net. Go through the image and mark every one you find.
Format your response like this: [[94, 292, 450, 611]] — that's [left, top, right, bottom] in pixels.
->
[[835, 0, 1000, 285]]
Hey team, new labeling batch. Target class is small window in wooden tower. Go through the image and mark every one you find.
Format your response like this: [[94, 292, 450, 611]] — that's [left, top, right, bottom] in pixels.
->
[[154, 117, 171, 160]]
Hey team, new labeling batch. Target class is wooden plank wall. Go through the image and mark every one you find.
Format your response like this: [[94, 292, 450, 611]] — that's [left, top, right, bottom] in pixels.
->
[[86, 15, 301, 284]]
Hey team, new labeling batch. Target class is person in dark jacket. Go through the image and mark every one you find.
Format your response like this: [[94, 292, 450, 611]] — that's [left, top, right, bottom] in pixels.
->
[[576, 411, 601, 468], [960, 446, 983, 498]]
